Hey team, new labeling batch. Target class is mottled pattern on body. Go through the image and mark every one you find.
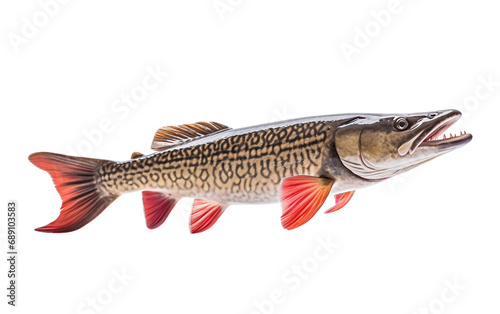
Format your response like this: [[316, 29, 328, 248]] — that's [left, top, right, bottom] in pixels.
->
[[97, 122, 332, 203]]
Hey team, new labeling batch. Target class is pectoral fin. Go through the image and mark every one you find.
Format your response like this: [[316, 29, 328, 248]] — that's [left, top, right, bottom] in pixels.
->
[[280, 176, 334, 230], [325, 191, 355, 213]]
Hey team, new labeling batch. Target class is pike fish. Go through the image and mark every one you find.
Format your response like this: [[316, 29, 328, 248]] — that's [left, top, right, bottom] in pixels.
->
[[29, 109, 472, 233]]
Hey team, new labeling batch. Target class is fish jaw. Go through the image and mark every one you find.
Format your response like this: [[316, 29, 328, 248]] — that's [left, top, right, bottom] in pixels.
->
[[399, 110, 472, 157]]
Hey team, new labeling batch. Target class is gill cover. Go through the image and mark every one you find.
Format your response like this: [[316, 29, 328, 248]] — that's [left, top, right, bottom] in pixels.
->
[[333, 118, 406, 181], [335, 124, 410, 180]]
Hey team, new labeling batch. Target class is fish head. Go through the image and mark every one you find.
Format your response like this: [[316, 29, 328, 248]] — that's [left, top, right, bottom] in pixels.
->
[[334, 109, 472, 180]]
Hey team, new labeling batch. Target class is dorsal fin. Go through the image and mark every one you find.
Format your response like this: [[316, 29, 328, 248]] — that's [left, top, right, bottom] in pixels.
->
[[151, 121, 230, 151]]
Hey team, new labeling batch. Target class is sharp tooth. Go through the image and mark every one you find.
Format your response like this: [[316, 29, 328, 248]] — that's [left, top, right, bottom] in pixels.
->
[[443, 134, 446, 139]]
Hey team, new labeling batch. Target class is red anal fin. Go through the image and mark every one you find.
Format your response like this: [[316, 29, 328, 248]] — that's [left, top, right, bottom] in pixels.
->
[[325, 191, 355, 213], [280, 176, 334, 230], [190, 199, 228, 234], [142, 191, 178, 229]]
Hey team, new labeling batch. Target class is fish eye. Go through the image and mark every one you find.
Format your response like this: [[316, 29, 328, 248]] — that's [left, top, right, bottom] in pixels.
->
[[395, 118, 409, 130]]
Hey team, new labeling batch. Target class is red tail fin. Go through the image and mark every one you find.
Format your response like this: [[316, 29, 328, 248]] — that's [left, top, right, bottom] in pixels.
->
[[29, 152, 119, 233]]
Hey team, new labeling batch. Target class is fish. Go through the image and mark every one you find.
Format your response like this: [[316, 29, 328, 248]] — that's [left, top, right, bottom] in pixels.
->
[[29, 109, 472, 233]]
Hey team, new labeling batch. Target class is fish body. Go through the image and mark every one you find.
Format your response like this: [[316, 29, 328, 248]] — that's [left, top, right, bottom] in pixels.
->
[[30, 109, 472, 233], [99, 115, 369, 203]]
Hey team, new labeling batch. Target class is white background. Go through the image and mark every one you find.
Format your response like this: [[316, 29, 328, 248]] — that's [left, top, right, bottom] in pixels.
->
[[1, 1, 499, 313]]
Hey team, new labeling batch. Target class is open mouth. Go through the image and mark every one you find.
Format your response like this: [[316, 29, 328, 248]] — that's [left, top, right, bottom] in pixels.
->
[[418, 114, 472, 148], [399, 110, 473, 156]]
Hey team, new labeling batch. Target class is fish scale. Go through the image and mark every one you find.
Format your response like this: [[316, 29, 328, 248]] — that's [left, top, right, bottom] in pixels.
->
[[99, 121, 331, 203], [29, 109, 472, 233]]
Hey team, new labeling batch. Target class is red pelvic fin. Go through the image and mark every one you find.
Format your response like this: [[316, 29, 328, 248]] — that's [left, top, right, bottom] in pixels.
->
[[142, 191, 178, 229], [190, 199, 227, 234], [29, 152, 118, 233], [280, 176, 334, 230], [325, 191, 355, 214]]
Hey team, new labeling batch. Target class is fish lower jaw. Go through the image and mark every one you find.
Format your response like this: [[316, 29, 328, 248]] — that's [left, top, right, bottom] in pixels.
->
[[413, 113, 471, 152], [419, 132, 472, 148]]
